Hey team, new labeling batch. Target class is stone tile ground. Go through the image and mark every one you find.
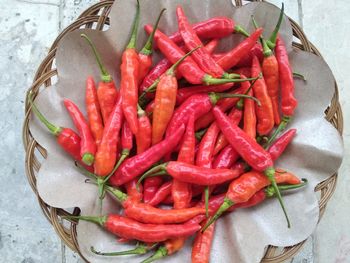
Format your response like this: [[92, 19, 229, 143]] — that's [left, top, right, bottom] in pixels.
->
[[0, 0, 348, 262]]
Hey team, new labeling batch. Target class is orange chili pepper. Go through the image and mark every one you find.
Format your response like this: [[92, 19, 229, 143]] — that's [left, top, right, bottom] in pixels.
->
[[243, 88, 257, 139]]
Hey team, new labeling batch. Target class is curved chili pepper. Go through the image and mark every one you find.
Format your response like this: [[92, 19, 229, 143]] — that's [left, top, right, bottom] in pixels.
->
[[135, 105, 152, 154], [268, 129, 296, 161], [110, 124, 185, 186], [139, 161, 245, 186], [145, 25, 258, 86], [202, 169, 304, 231], [215, 28, 263, 70], [243, 88, 257, 139], [143, 177, 163, 204], [176, 83, 233, 105], [152, 47, 199, 145], [266, 36, 298, 147], [251, 55, 274, 135], [235, 43, 263, 68], [29, 94, 84, 164], [148, 181, 173, 207], [120, 0, 140, 134], [168, 17, 249, 44], [212, 106, 290, 227], [94, 95, 123, 177], [176, 6, 225, 78], [85, 76, 104, 146], [63, 99, 96, 165], [80, 34, 118, 124], [212, 145, 239, 169], [138, 9, 166, 83], [64, 214, 201, 243], [192, 220, 215, 263]]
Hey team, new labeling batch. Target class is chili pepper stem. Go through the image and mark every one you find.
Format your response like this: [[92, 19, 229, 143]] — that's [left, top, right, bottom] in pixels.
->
[[105, 185, 128, 203], [140, 8, 166, 55], [204, 186, 210, 217], [265, 116, 291, 148], [237, 76, 260, 109], [141, 246, 168, 263], [234, 25, 250, 37], [267, 3, 284, 49], [265, 178, 308, 197], [28, 92, 62, 136], [195, 128, 208, 141], [82, 153, 94, 166], [91, 243, 153, 256], [80, 34, 112, 82], [223, 72, 241, 79], [293, 72, 307, 81], [210, 92, 261, 106], [62, 215, 107, 226], [136, 163, 168, 190], [166, 46, 202, 76], [203, 75, 259, 86], [202, 198, 235, 232], [251, 16, 272, 57], [265, 167, 291, 228], [126, 0, 140, 49]]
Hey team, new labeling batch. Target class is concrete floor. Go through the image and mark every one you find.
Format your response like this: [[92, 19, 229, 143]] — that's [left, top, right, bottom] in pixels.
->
[[0, 0, 348, 262]]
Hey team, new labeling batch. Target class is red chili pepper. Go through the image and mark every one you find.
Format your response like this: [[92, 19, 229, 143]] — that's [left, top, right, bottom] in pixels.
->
[[94, 95, 123, 177], [251, 55, 274, 135], [121, 121, 133, 154], [203, 169, 303, 231], [233, 67, 252, 77], [138, 9, 166, 83], [176, 83, 233, 105], [143, 177, 163, 204], [29, 94, 84, 165], [243, 88, 257, 139], [268, 129, 296, 161], [125, 179, 143, 203], [152, 47, 199, 145], [176, 6, 225, 78], [235, 43, 263, 68], [215, 28, 263, 70], [139, 161, 245, 186], [192, 220, 215, 263], [212, 106, 290, 226], [85, 76, 104, 146], [145, 25, 255, 86], [135, 105, 152, 154], [110, 124, 185, 186], [120, 0, 140, 134], [212, 146, 240, 169], [145, 99, 155, 117], [63, 99, 96, 166], [65, 214, 201, 243], [80, 34, 118, 124], [148, 181, 173, 207], [168, 17, 249, 44]]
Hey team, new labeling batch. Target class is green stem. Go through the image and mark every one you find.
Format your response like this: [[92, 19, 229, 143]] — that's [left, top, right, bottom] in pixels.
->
[[204, 186, 210, 218], [140, 8, 166, 55], [211, 92, 261, 106], [75, 161, 98, 180], [195, 128, 208, 141], [234, 25, 250, 37], [62, 215, 107, 227], [166, 46, 201, 76], [236, 75, 260, 110], [203, 75, 260, 86], [91, 242, 156, 256], [28, 92, 62, 136], [105, 185, 128, 203], [265, 178, 308, 197], [265, 167, 291, 228], [223, 72, 240, 79], [80, 34, 111, 82], [252, 16, 272, 57], [136, 163, 168, 189], [264, 116, 291, 148], [293, 72, 307, 81], [141, 246, 168, 263], [201, 198, 234, 232], [126, 0, 140, 49], [267, 3, 284, 49]]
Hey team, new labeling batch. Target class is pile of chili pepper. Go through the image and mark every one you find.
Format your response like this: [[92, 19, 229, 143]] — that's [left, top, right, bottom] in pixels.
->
[[30, 2, 308, 262]]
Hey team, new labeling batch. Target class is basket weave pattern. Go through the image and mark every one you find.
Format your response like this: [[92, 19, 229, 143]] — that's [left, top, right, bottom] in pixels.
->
[[23, 0, 343, 262]]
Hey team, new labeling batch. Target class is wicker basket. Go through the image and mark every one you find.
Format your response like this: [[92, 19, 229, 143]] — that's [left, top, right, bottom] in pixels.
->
[[23, 0, 343, 262]]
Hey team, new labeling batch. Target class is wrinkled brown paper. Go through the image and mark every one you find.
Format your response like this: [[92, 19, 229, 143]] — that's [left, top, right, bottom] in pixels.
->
[[29, 1, 343, 262]]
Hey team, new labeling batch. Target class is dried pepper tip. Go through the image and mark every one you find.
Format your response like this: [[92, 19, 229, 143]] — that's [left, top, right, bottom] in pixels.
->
[[264, 167, 291, 228], [265, 115, 291, 148], [80, 34, 112, 83], [62, 215, 107, 227], [91, 242, 155, 256], [141, 246, 168, 263], [234, 24, 250, 37], [293, 72, 307, 81], [267, 3, 285, 49], [136, 163, 169, 190], [202, 198, 235, 232], [28, 92, 62, 136], [127, 0, 141, 49], [82, 153, 94, 166], [210, 92, 261, 107], [140, 8, 166, 55], [166, 46, 202, 76], [251, 16, 272, 57]]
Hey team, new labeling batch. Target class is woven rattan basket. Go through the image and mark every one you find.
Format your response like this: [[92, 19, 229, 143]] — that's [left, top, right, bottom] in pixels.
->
[[23, 0, 343, 262]]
